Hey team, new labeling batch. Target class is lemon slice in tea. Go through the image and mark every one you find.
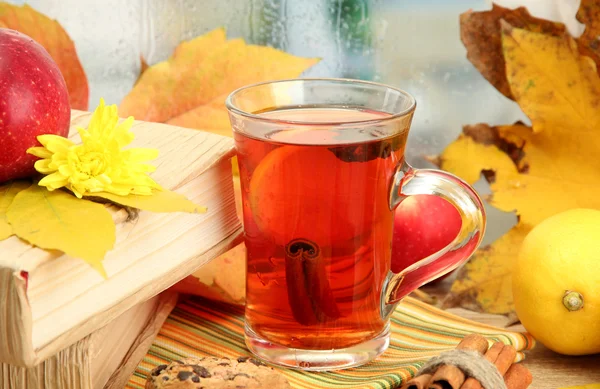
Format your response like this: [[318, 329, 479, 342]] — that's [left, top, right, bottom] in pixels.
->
[[248, 143, 388, 247]]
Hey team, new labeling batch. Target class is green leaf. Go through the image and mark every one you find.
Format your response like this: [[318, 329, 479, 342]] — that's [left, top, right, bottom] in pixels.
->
[[0, 180, 32, 240], [6, 186, 115, 277], [84, 189, 207, 213]]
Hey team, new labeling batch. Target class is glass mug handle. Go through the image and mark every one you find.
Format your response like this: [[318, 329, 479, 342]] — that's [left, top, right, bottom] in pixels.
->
[[382, 161, 486, 317]]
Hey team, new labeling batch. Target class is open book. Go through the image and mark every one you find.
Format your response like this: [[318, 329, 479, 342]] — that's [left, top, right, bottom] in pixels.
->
[[1, 291, 178, 389], [0, 111, 242, 367]]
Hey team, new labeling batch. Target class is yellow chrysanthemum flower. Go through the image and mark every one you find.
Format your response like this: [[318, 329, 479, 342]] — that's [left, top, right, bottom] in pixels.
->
[[28, 99, 161, 198]]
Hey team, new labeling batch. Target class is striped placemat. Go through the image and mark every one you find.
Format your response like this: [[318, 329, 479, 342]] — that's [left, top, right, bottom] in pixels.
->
[[127, 296, 534, 389]]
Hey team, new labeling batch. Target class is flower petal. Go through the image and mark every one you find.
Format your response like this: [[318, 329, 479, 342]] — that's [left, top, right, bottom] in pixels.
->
[[38, 172, 68, 190], [57, 164, 74, 177], [27, 147, 53, 159], [77, 127, 91, 142], [38, 135, 74, 153], [68, 185, 85, 199], [113, 117, 135, 147], [95, 174, 112, 185], [34, 159, 56, 174], [135, 163, 157, 173], [123, 147, 159, 162], [103, 183, 133, 196]]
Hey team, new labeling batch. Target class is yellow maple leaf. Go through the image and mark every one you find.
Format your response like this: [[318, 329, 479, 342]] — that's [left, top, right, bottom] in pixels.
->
[[0, 3, 89, 109], [181, 175, 244, 302], [0, 180, 31, 240], [119, 28, 319, 174], [503, 21, 600, 134], [443, 225, 531, 314], [84, 189, 206, 214], [440, 131, 519, 185], [439, 25, 600, 314], [185, 242, 246, 305], [6, 185, 115, 277]]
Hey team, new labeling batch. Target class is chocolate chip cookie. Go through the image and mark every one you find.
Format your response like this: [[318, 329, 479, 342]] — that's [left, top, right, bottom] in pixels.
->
[[145, 356, 291, 389]]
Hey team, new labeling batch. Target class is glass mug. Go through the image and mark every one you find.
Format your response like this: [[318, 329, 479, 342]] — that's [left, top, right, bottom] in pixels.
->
[[226, 79, 485, 371]]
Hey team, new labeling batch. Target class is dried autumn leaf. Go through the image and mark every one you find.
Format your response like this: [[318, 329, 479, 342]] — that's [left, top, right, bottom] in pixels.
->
[[460, 4, 565, 99], [120, 27, 318, 135], [577, 0, 600, 65], [440, 130, 520, 185], [0, 180, 31, 240], [84, 189, 206, 213], [178, 176, 245, 303], [0, 3, 89, 109], [439, 26, 600, 314], [6, 185, 115, 276], [444, 220, 531, 314], [139, 55, 149, 75], [180, 242, 247, 305]]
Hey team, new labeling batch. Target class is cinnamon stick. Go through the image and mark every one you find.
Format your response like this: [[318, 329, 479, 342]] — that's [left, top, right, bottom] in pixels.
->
[[458, 341, 503, 388], [456, 334, 490, 354], [428, 365, 465, 389], [285, 239, 340, 325], [495, 344, 518, 376], [504, 364, 533, 389], [400, 374, 432, 389], [406, 335, 531, 389], [424, 334, 490, 389], [285, 240, 320, 325], [459, 344, 518, 389], [483, 341, 504, 363]]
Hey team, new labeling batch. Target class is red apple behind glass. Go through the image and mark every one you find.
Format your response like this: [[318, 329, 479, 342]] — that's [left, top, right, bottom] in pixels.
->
[[0, 28, 71, 183], [391, 194, 463, 276]]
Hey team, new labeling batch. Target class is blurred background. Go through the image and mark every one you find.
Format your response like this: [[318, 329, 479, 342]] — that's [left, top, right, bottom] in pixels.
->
[[5, 0, 584, 243]]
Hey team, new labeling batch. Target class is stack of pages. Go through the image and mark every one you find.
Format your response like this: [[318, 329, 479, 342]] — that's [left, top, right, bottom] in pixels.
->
[[0, 111, 243, 388]]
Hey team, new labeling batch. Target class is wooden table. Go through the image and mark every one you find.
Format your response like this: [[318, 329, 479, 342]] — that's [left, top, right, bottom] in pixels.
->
[[422, 282, 600, 388], [522, 344, 600, 388]]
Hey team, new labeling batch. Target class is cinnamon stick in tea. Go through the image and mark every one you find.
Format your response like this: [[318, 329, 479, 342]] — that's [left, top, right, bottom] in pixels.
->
[[284, 239, 340, 325], [504, 364, 533, 389], [285, 240, 321, 326]]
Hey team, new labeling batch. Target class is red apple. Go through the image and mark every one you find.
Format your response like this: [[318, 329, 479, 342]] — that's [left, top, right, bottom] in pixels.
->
[[391, 194, 462, 275], [0, 28, 70, 183]]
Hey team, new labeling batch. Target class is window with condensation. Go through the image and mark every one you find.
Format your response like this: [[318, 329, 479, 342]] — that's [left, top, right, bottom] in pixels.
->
[[6, 0, 582, 241]]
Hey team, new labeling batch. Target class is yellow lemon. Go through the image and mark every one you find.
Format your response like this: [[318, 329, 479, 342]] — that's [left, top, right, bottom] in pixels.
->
[[513, 208, 600, 355]]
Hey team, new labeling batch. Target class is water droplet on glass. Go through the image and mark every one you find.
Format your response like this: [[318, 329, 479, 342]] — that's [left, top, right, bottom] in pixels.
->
[[264, 130, 279, 140]]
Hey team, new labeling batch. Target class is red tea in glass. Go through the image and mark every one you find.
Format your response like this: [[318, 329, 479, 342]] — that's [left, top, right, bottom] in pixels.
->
[[226, 79, 485, 371]]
